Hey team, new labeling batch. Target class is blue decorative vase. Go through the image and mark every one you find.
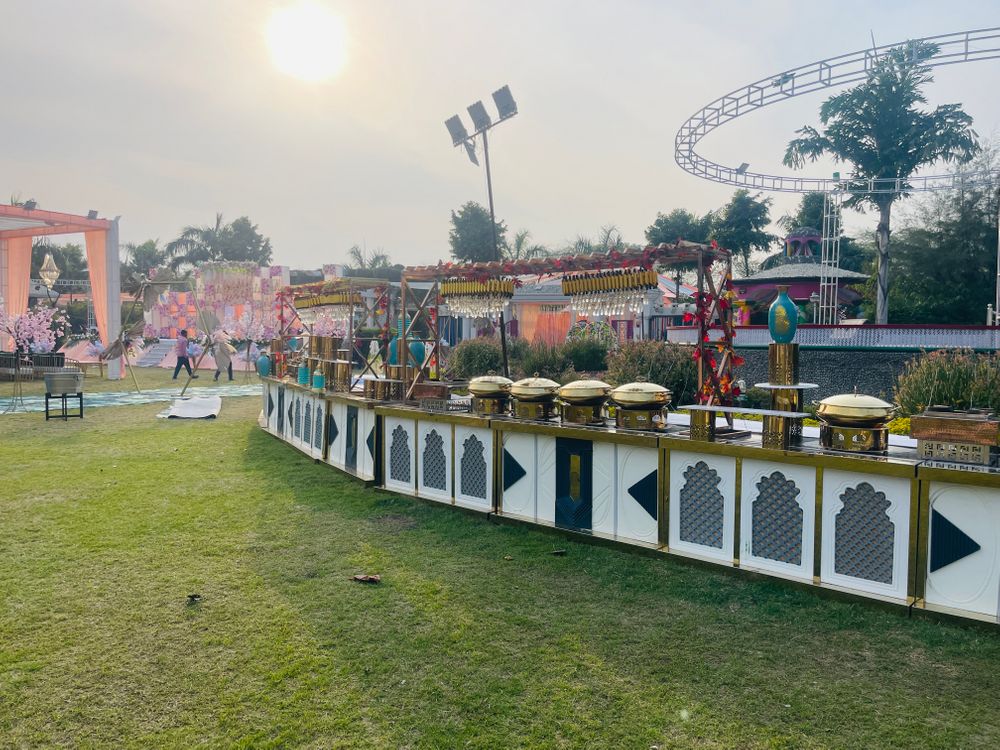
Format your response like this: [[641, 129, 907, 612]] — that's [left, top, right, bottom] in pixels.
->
[[768, 285, 798, 344], [256, 353, 271, 377], [312, 367, 325, 391], [388, 337, 426, 367], [298, 362, 311, 386]]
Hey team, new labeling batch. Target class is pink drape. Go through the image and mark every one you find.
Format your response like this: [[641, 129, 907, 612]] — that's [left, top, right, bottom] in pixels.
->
[[5, 237, 32, 318], [4, 237, 32, 350], [84, 230, 109, 345]]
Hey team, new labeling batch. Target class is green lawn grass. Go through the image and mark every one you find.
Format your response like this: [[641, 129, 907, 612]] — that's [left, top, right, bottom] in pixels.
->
[[9, 364, 259, 398], [1, 397, 999, 748]]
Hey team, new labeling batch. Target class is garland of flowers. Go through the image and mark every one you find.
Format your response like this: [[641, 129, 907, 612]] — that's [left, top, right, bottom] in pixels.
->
[[682, 264, 744, 405]]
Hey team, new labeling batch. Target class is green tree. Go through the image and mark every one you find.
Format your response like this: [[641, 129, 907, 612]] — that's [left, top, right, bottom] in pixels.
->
[[120, 240, 169, 293], [710, 190, 775, 276], [645, 209, 715, 295], [783, 41, 979, 323], [347, 245, 391, 271], [449, 202, 507, 263], [507, 230, 547, 261], [167, 213, 273, 270], [564, 224, 628, 255], [886, 152, 999, 323], [344, 245, 402, 281]]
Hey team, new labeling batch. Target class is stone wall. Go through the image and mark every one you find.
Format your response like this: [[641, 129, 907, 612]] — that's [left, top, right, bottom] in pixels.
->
[[734, 348, 919, 403]]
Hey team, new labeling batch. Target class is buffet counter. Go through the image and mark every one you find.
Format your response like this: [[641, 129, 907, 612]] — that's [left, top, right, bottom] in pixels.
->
[[259, 377, 1000, 625]]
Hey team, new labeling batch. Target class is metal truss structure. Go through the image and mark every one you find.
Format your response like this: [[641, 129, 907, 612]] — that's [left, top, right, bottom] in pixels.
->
[[675, 27, 1000, 324]]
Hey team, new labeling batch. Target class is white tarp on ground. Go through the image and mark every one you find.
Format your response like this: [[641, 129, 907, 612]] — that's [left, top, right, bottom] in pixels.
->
[[156, 395, 222, 419]]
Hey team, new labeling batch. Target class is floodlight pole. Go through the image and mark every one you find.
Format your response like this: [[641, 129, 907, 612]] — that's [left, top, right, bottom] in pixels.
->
[[481, 128, 511, 378]]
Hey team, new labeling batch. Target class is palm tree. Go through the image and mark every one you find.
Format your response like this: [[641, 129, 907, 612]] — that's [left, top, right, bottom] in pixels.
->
[[783, 41, 979, 323], [505, 230, 547, 261], [166, 212, 228, 270], [120, 240, 168, 293], [346, 245, 391, 271]]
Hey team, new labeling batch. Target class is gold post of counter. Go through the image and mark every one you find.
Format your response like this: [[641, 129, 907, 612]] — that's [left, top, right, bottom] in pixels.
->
[[767, 342, 801, 446], [689, 409, 716, 442]]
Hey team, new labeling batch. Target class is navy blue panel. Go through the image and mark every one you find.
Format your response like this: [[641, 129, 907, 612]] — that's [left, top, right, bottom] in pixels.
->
[[267, 391, 274, 418], [328, 413, 339, 445], [930, 508, 981, 573], [277, 387, 285, 432], [628, 470, 658, 520], [367, 426, 376, 459], [346, 406, 359, 471], [555, 438, 592, 532], [503, 449, 526, 491]]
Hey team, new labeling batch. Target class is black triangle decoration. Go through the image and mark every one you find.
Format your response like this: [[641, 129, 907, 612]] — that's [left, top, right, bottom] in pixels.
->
[[627, 470, 658, 520], [267, 392, 274, 417], [930, 508, 981, 573], [366, 427, 375, 458], [503, 449, 526, 491], [328, 414, 339, 445]]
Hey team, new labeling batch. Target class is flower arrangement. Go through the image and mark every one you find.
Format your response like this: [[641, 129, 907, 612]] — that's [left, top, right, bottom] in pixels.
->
[[0, 305, 67, 354]]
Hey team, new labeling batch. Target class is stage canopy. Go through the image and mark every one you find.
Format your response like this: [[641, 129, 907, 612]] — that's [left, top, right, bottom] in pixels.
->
[[0, 204, 121, 375]]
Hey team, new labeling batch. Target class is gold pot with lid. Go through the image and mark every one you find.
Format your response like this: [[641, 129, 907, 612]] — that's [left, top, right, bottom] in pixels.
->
[[609, 377, 672, 410], [468, 371, 513, 398], [817, 392, 896, 427], [510, 372, 560, 402], [557, 379, 612, 406]]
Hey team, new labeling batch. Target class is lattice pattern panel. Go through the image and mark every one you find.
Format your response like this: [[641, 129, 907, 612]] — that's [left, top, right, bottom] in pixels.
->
[[389, 424, 412, 484], [313, 405, 323, 449], [751, 471, 803, 565], [294, 399, 301, 438], [679, 461, 725, 549], [303, 402, 312, 445], [834, 482, 894, 584], [460, 435, 488, 499], [422, 429, 447, 491]]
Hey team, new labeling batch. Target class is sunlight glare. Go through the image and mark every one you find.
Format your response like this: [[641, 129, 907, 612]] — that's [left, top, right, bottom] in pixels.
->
[[266, 1, 347, 82]]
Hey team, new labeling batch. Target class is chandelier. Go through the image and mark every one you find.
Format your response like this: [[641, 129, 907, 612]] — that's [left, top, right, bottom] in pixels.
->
[[294, 292, 362, 325], [440, 278, 515, 317], [561, 268, 657, 317]]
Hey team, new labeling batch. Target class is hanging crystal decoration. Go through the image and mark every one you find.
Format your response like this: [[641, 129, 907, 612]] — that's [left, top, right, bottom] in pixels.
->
[[440, 278, 515, 317], [293, 291, 362, 325], [561, 268, 657, 317]]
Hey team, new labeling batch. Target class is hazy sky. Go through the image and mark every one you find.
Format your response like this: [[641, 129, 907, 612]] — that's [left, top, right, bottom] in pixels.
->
[[3, 1, 998, 269]]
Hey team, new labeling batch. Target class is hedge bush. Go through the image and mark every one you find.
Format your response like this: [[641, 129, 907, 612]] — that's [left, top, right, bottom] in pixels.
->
[[894, 349, 1000, 416], [448, 338, 504, 380], [606, 341, 698, 405], [514, 342, 571, 382], [561, 338, 608, 373]]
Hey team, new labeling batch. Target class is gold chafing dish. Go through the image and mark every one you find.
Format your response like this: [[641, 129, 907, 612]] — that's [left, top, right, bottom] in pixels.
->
[[558, 379, 612, 406], [816, 392, 896, 427], [609, 377, 671, 410], [468, 371, 513, 398], [511, 373, 560, 402]]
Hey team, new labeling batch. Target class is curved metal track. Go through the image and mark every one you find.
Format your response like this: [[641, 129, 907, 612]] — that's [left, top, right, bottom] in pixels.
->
[[674, 27, 1000, 193]]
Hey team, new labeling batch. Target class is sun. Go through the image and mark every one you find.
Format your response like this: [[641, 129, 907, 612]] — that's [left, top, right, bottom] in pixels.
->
[[266, 1, 347, 82]]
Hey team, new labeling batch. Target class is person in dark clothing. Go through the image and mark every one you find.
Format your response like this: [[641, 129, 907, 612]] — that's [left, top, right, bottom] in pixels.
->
[[172, 329, 199, 379]]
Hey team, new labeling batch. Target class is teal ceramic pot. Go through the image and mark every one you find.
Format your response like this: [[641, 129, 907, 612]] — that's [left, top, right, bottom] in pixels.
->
[[388, 337, 426, 367], [312, 367, 325, 391], [768, 286, 798, 344], [298, 362, 311, 385], [256, 353, 271, 377]]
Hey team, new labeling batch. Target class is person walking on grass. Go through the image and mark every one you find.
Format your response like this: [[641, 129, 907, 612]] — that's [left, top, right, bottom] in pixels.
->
[[213, 329, 236, 382], [172, 329, 198, 379]]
